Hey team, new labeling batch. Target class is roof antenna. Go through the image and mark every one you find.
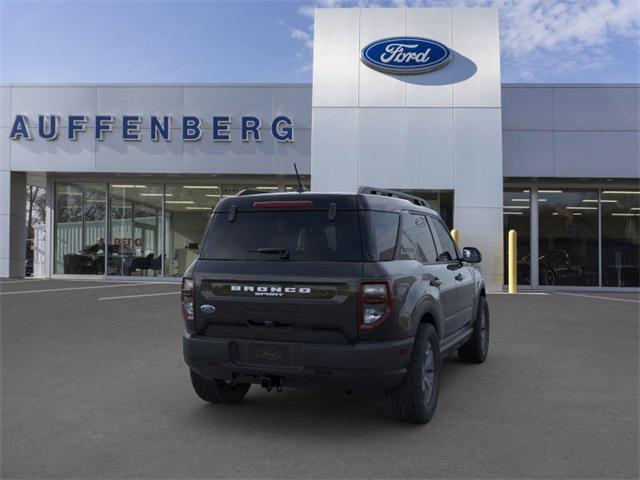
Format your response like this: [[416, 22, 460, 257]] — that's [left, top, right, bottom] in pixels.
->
[[293, 163, 306, 193]]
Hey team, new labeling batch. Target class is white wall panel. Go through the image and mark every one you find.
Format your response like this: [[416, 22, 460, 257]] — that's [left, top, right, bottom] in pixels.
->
[[357, 108, 406, 187], [184, 86, 273, 129], [97, 86, 184, 129], [502, 131, 554, 177], [502, 86, 553, 130], [453, 206, 503, 288], [452, 8, 501, 108], [312, 9, 360, 107], [554, 87, 640, 131], [404, 109, 454, 189], [405, 8, 453, 108], [11, 86, 97, 127], [554, 131, 640, 178], [274, 129, 311, 174], [0, 128, 10, 171], [272, 87, 313, 130], [95, 128, 183, 173], [311, 108, 358, 192], [453, 108, 503, 208], [358, 8, 406, 107], [10, 129, 96, 172], [183, 137, 274, 174], [0, 171, 10, 215]]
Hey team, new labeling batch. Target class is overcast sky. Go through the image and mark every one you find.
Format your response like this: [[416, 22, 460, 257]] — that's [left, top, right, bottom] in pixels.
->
[[1, 0, 639, 84]]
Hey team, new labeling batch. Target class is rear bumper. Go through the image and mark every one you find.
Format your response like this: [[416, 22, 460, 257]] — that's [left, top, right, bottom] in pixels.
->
[[183, 333, 414, 393]]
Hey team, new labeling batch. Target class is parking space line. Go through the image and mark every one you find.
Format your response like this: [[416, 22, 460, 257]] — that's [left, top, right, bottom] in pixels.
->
[[0, 279, 49, 285], [489, 292, 549, 295], [98, 291, 180, 301], [556, 292, 640, 304], [0, 283, 161, 296]]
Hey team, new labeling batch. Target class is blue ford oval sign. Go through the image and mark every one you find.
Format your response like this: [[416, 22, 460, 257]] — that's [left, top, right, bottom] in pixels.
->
[[361, 37, 452, 75]]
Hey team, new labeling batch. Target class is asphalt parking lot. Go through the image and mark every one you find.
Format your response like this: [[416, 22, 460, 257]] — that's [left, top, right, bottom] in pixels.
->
[[1, 279, 638, 479]]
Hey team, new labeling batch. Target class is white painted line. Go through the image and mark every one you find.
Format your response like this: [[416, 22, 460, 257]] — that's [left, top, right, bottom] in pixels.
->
[[489, 292, 549, 295], [0, 283, 162, 296], [0, 279, 49, 285], [556, 292, 640, 304], [98, 291, 180, 301]]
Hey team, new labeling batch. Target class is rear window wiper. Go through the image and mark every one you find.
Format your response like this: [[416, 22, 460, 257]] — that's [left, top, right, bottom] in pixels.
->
[[250, 247, 290, 260]]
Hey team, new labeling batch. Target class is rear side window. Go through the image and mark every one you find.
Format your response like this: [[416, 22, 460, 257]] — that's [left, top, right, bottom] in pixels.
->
[[201, 210, 363, 261], [398, 214, 438, 263], [430, 217, 458, 262], [362, 211, 399, 261]]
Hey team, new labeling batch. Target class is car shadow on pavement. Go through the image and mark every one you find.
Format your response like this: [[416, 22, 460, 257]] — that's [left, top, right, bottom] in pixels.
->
[[183, 357, 474, 434]]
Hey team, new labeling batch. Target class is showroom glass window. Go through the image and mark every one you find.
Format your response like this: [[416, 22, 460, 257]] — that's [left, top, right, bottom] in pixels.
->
[[601, 189, 640, 287], [538, 189, 598, 286], [108, 184, 162, 276], [164, 184, 221, 277], [503, 189, 531, 285], [54, 183, 106, 274]]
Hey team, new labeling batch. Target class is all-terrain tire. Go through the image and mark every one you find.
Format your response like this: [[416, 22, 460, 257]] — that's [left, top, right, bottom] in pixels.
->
[[386, 323, 441, 424], [190, 370, 251, 404], [458, 296, 490, 364]]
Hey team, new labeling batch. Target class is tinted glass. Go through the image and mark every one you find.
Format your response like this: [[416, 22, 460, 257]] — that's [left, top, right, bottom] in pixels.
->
[[201, 211, 362, 261], [108, 184, 162, 276], [503, 188, 531, 285], [601, 189, 640, 287], [164, 184, 220, 276], [363, 211, 399, 261], [397, 214, 438, 263], [538, 189, 598, 286], [54, 183, 106, 274], [431, 217, 458, 261]]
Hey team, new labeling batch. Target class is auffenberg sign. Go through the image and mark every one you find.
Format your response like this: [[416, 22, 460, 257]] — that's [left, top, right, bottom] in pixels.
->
[[8, 114, 295, 142]]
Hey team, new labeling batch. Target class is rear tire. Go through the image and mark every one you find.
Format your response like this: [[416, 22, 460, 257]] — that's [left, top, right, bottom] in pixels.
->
[[190, 370, 251, 404], [458, 296, 490, 363], [386, 323, 440, 424]]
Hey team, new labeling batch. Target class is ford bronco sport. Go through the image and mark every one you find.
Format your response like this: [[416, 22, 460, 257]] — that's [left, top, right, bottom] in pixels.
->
[[182, 187, 489, 424]]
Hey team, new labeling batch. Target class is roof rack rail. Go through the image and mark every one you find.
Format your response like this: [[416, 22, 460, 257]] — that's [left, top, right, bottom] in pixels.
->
[[358, 186, 431, 208], [236, 188, 280, 196]]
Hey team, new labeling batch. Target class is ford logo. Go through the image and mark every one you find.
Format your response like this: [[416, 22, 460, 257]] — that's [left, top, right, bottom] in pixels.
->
[[361, 37, 452, 75], [200, 304, 216, 314]]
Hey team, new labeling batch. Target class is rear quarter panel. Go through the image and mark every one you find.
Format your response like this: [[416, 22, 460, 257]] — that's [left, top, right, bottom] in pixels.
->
[[360, 260, 443, 341]]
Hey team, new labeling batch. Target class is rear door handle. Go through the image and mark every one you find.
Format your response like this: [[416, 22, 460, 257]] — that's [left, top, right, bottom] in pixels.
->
[[455, 273, 465, 281], [429, 277, 442, 287]]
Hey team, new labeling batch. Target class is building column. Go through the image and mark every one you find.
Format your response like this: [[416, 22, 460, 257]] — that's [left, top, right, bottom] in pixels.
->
[[0, 171, 26, 278]]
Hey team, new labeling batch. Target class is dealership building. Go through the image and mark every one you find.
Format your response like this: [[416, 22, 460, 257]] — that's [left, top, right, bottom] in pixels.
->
[[1, 7, 638, 290]]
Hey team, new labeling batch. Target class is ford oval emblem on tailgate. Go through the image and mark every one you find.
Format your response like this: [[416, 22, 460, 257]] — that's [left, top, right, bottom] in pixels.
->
[[200, 304, 216, 314]]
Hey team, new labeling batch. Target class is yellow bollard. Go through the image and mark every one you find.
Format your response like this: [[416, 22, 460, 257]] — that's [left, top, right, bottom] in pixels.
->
[[508, 229, 517, 294], [450, 228, 459, 248]]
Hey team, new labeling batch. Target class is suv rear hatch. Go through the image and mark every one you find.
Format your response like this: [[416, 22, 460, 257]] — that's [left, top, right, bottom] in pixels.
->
[[193, 195, 363, 344]]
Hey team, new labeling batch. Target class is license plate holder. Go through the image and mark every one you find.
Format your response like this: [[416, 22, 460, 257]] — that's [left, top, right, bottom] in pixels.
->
[[244, 342, 291, 367]]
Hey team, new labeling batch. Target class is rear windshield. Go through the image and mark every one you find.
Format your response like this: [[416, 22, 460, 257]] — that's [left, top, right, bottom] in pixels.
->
[[201, 210, 363, 261]]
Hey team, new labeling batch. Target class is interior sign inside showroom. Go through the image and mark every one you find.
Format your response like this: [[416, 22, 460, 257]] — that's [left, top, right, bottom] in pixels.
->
[[8, 114, 295, 142]]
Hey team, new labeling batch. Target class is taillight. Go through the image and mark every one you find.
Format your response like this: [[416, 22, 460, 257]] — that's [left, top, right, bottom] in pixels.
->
[[358, 282, 392, 330], [181, 276, 195, 332]]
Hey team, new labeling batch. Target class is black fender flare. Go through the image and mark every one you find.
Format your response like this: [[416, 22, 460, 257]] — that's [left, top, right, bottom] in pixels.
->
[[410, 297, 445, 339]]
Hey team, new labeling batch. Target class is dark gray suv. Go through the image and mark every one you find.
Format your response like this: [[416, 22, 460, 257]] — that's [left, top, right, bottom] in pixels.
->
[[182, 187, 489, 424]]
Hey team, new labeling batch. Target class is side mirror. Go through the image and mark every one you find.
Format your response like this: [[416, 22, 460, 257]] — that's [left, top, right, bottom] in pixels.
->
[[462, 247, 482, 263]]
